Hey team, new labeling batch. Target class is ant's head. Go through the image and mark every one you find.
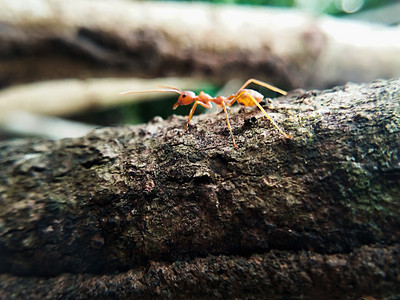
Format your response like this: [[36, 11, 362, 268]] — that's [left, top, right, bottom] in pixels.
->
[[172, 91, 196, 109]]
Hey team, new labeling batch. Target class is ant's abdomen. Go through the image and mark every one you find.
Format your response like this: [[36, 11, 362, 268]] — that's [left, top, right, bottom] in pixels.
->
[[236, 89, 264, 107]]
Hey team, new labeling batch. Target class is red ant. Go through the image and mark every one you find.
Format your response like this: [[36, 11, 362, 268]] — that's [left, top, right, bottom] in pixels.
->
[[120, 78, 292, 148]]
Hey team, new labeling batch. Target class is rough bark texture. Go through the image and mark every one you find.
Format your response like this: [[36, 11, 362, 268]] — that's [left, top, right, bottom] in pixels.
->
[[1, 78, 400, 299]]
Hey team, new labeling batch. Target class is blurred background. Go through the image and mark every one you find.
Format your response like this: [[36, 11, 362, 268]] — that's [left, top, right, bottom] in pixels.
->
[[0, 0, 399, 140]]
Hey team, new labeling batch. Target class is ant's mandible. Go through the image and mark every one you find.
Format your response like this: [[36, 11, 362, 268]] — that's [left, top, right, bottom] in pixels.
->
[[120, 78, 292, 148]]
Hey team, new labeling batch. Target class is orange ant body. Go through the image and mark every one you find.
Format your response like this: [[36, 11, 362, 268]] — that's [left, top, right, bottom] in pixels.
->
[[120, 79, 291, 148]]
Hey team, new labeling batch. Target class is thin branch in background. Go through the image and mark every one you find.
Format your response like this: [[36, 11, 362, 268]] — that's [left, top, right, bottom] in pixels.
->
[[1, 0, 399, 89], [0, 111, 97, 140]]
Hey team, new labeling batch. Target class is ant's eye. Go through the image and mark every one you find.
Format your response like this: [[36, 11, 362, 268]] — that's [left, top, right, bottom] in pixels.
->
[[182, 94, 187, 98]]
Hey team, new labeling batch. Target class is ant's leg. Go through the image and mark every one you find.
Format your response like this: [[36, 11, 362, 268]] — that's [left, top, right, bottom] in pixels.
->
[[181, 101, 198, 134], [238, 79, 287, 96], [235, 90, 292, 139], [225, 94, 238, 107], [226, 90, 253, 107], [181, 101, 212, 135], [221, 101, 238, 148]]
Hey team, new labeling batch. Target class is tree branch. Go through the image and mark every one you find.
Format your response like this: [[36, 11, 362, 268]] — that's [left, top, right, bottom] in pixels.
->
[[0, 78, 400, 299], [1, 0, 400, 88]]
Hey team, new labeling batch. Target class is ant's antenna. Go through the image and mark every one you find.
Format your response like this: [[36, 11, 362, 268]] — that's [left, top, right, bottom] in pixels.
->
[[120, 87, 182, 96]]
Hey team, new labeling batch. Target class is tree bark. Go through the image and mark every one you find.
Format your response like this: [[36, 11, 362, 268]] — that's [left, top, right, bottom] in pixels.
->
[[0, 78, 400, 299]]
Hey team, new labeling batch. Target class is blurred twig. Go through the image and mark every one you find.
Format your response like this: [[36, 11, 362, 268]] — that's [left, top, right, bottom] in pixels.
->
[[0, 111, 96, 139], [0, 77, 210, 138], [1, 0, 399, 89], [0, 77, 210, 116]]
